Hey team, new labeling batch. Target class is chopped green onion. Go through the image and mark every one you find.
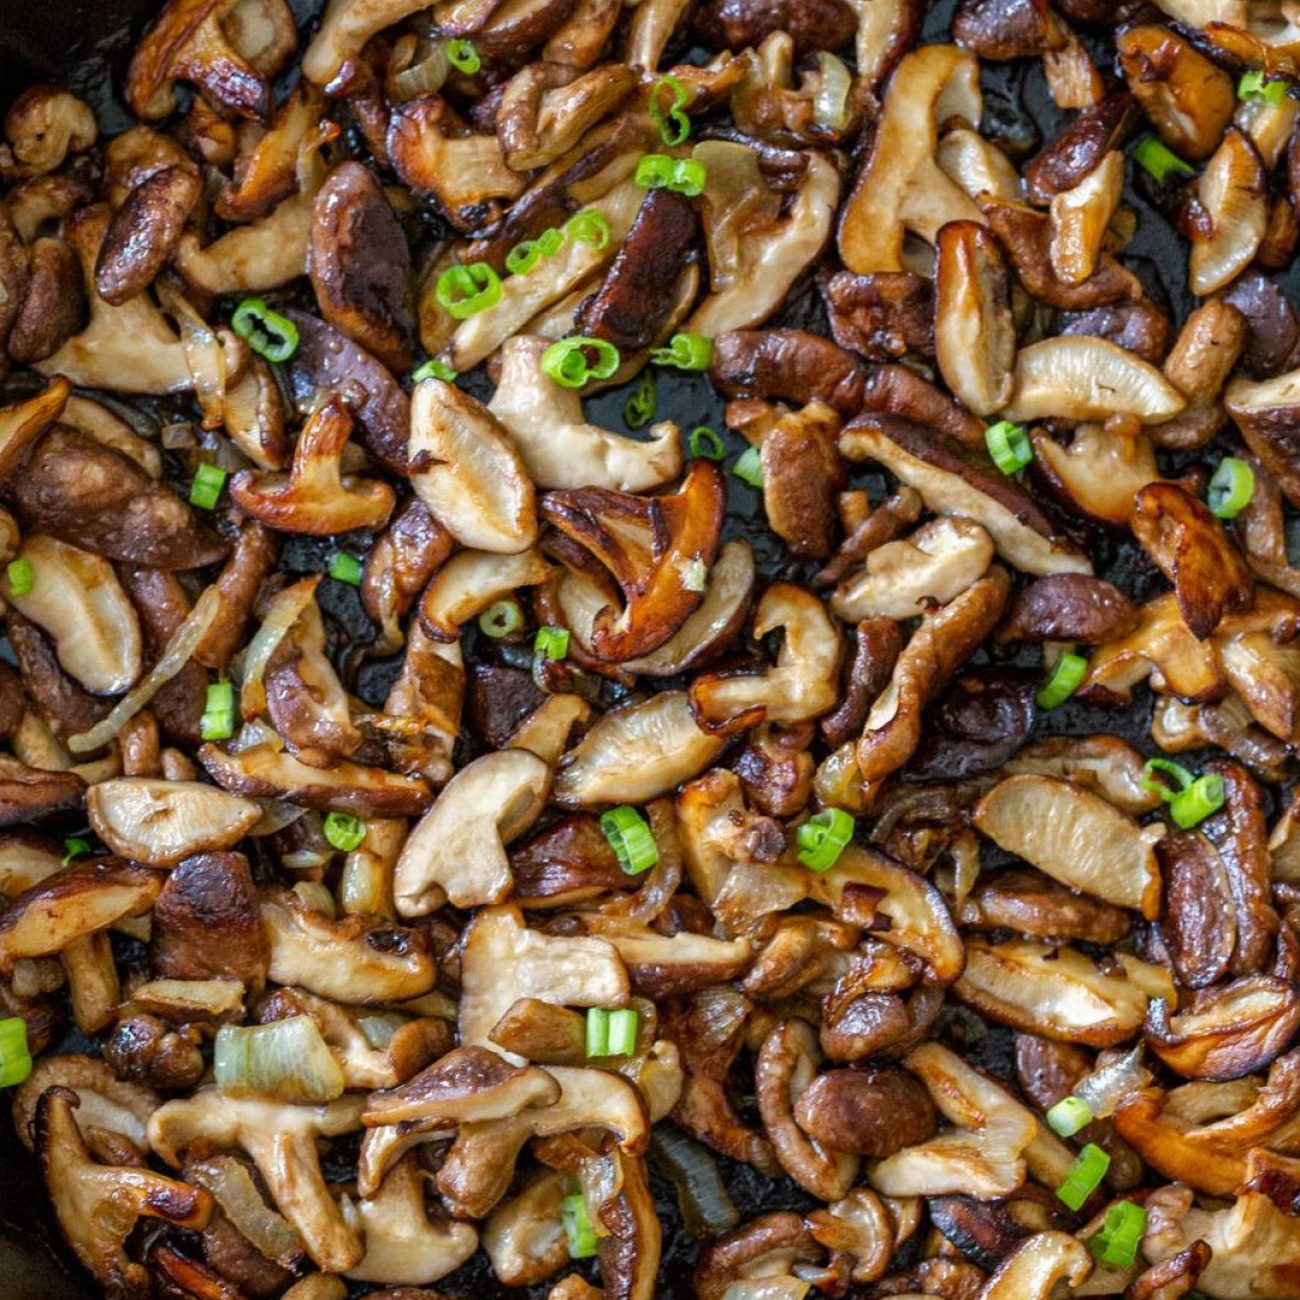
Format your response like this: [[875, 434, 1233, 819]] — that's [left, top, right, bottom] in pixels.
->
[[435, 262, 502, 319], [1133, 133, 1195, 183], [478, 599, 523, 638], [412, 358, 458, 383], [635, 153, 676, 190], [323, 811, 367, 852], [540, 336, 621, 388], [601, 805, 659, 875], [201, 681, 236, 742], [0, 1017, 31, 1088], [650, 74, 692, 146], [607, 1008, 639, 1056], [1055, 1142, 1110, 1210], [1036, 651, 1087, 710], [732, 445, 764, 487], [985, 419, 1032, 474], [506, 239, 543, 275], [567, 208, 611, 249], [537, 226, 565, 257], [586, 1007, 610, 1057], [562, 1191, 599, 1258], [535, 625, 570, 660], [1046, 1096, 1094, 1138], [1171, 773, 1226, 829], [1208, 456, 1255, 519], [214, 1016, 345, 1101], [634, 154, 708, 195], [671, 158, 707, 196], [1142, 756, 1195, 801], [329, 552, 363, 586], [445, 37, 481, 74], [231, 297, 300, 362], [1239, 68, 1288, 106], [797, 807, 855, 872], [292, 880, 336, 917], [651, 332, 713, 371], [689, 426, 725, 460], [1089, 1201, 1148, 1269], [61, 837, 90, 866], [6, 558, 33, 597], [625, 371, 657, 428], [189, 462, 227, 510]]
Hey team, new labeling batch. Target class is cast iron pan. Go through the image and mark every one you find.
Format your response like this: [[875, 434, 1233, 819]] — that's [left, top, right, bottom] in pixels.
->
[[0, 0, 1249, 1294]]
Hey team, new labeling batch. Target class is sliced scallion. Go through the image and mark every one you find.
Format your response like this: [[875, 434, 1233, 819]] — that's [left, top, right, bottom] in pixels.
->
[[0, 1016, 32, 1088], [797, 808, 854, 872], [601, 804, 658, 875], [329, 552, 363, 586], [189, 462, 227, 510], [1055, 1142, 1110, 1210], [732, 445, 763, 488], [323, 811, 367, 852], [1046, 1095, 1093, 1138], [985, 419, 1032, 474], [6, 558, 33, 597], [478, 599, 523, 638], [562, 1191, 599, 1258], [1207, 456, 1255, 519], [688, 426, 725, 461], [534, 626, 570, 660], [1036, 651, 1087, 710]]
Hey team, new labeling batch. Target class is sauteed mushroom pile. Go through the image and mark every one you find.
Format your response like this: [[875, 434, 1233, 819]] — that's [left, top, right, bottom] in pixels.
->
[[9, 0, 1300, 1295]]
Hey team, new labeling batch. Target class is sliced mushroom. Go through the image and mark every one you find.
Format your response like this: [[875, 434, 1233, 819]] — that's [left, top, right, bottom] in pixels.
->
[[999, 575, 1139, 644], [489, 336, 681, 492], [1189, 128, 1267, 297], [407, 376, 537, 553], [302, 0, 428, 87], [973, 775, 1163, 919], [758, 401, 846, 560], [9, 236, 86, 364], [483, 1171, 569, 1287], [12, 1053, 159, 1154], [87, 779, 260, 867], [840, 417, 1090, 576], [393, 748, 550, 913], [2, 87, 96, 178], [418, 547, 551, 640], [1225, 366, 1300, 509], [1003, 337, 1187, 425], [498, 63, 637, 172], [1032, 423, 1168, 527], [1049, 150, 1124, 287], [979, 1232, 1093, 1300]]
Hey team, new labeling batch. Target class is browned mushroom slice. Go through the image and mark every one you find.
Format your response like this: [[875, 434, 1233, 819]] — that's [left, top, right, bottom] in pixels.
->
[[837, 44, 984, 274], [309, 161, 412, 375], [694, 0, 854, 54], [418, 548, 550, 641], [1189, 129, 1267, 297], [711, 327, 867, 417], [94, 164, 202, 307], [36, 1087, 212, 1296], [1146, 976, 1300, 1080], [694, 1212, 820, 1300], [792, 1067, 936, 1159], [0, 758, 85, 827], [1049, 150, 1124, 286], [1225, 366, 1300, 508], [573, 189, 697, 352], [1021, 92, 1137, 202], [230, 396, 396, 535], [999, 574, 1139, 643], [87, 779, 260, 867], [1145, 300, 1247, 450], [1058, 300, 1172, 366], [200, 729, 431, 817], [282, 308, 409, 473], [1003, 338, 1187, 425], [126, 0, 292, 121], [407, 377, 536, 553], [9, 237, 86, 365], [151, 851, 268, 986], [497, 63, 637, 172], [840, 417, 1089, 576], [8, 426, 227, 569], [361, 498, 452, 653], [12, 1053, 160, 1155], [979, 1233, 1092, 1300], [973, 775, 1163, 918], [149, 1088, 366, 1272], [934, 221, 1014, 416], [0, 380, 68, 488], [952, 0, 1063, 58], [216, 82, 327, 222], [393, 749, 551, 913], [754, 401, 845, 560], [2, 87, 96, 179], [820, 270, 933, 363], [1117, 25, 1236, 161], [1032, 424, 1169, 528], [388, 97, 525, 234], [302, 0, 429, 88], [0, 859, 163, 966], [1132, 482, 1254, 639], [1, 615, 104, 745], [553, 692, 726, 807], [542, 461, 724, 661]]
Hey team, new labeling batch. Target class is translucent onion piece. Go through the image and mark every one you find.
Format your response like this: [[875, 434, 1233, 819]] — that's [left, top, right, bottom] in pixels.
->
[[1073, 1046, 1153, 1120], [388, 33, 450, 102], [188, 1155, 305, 1267], [811, 54, 853, 133], [652, 1126, 739, 1236], [68, 584, 221, 754], [239, 576, 319, 721], [213, 1015, 345, 1102], [157, 281, 229, 431]]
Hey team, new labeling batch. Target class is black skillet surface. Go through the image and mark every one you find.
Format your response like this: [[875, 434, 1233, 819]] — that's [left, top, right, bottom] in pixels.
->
[[0, 0, 1280, 1294]]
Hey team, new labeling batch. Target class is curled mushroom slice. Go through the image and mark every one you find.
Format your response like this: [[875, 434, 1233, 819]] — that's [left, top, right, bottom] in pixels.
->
[[1032, 423, 1168, 528], [497, 63, 637, 172], [2, 87, 96, 179], [1155, 301, 1246, 451], [757, 401, 846, 560], [1132, 482, 1254, 639], [95, 164, 202, 307], [260, 888, 434, 1004], [87, 779, 260, 867], [9, 236, 86, 365], [408, 376, 537, 553], [302, 0, 428, 87], [973, 775, 1163, 919], [393, 748, 551, 914], [1002, 337, 1187, 425], [489, 336, 681, 492], [230, 396, 396, 535], [37, 1087, 212, 1297], [999, 575, 1139, 644], [690, 583, 840, 734], [832, 518, 994, 623], [149, 1088, 365, 1272], [934, 220, 1015, 416], [419, 548, 551, 640], [542, 460, 725, 662], [980, 1232, 1093, 1300], [3, 535, 141, 696], [553, 692, 726, 807], [1049, 150, 1124, 286], [837, 43, 985, 273], [955, 937, 1152, 1047], [711, 328, 866, 418], [840, 417, 1089, 576], [1189, 128, 1267, 297], [1225, 366, 1300, 509]]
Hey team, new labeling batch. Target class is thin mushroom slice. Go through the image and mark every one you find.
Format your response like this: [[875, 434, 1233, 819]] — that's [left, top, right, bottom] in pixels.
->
[[1049, 149, 1124, 286], [1189, 127, 1267, 296], [973, 775, 1163, 919], [87, 779, 261, 866], [407, 375, 537, 554], [980, 1232, 1093, 1300], [418, 548, 551, 641], [393, 748, 551, 914]]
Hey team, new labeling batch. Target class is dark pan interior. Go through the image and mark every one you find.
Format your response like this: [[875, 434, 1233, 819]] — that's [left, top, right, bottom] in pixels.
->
[[0, 0, 1241, 1294]]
